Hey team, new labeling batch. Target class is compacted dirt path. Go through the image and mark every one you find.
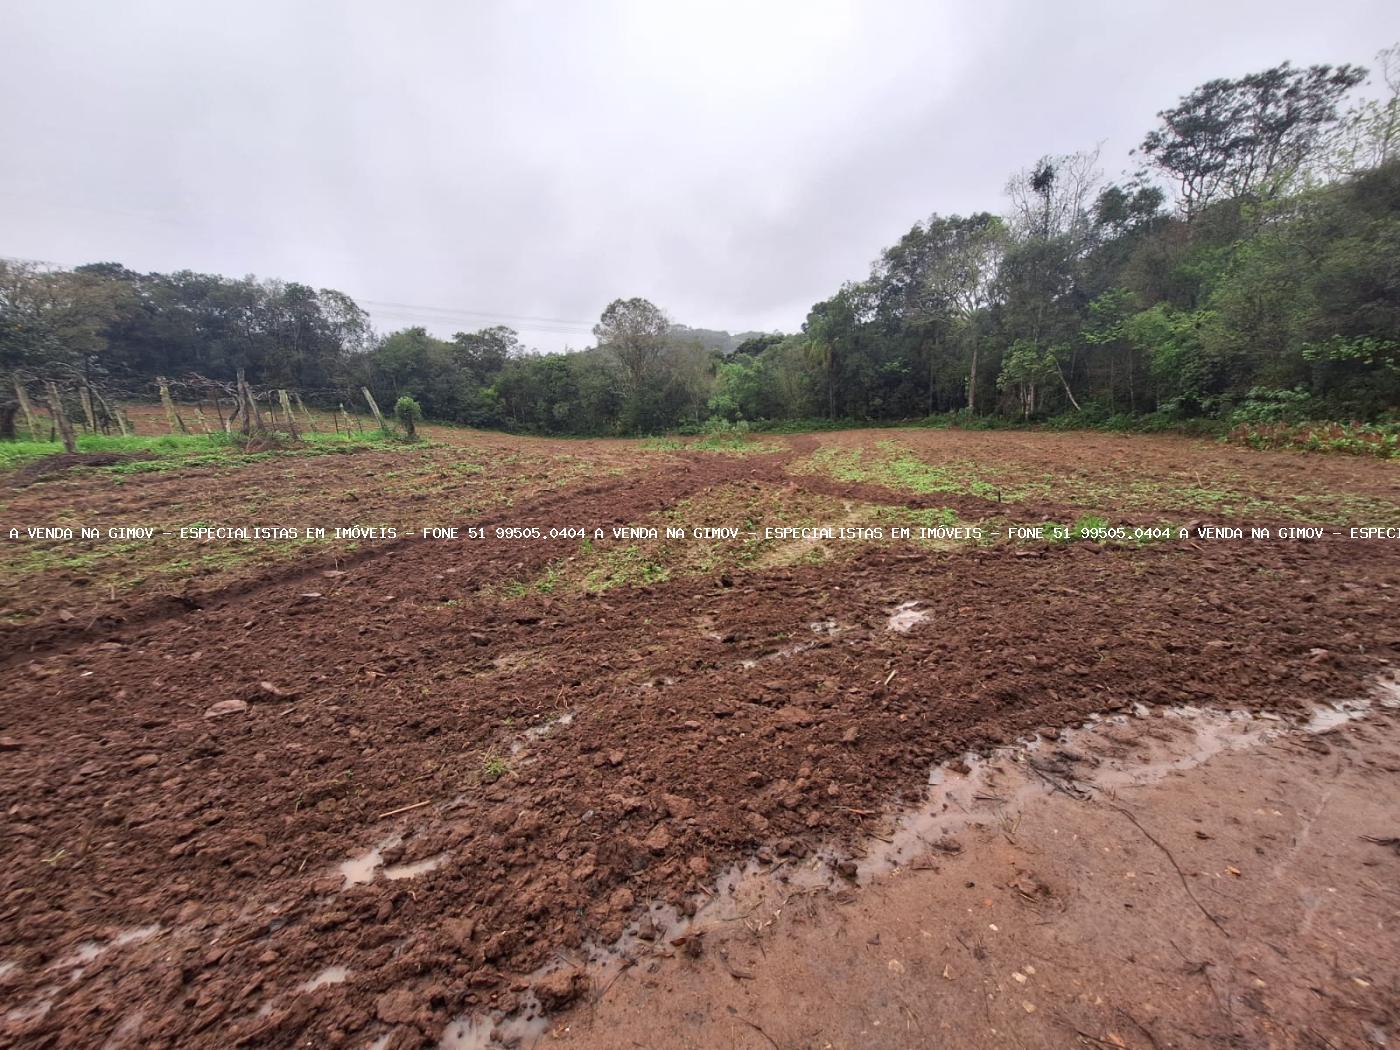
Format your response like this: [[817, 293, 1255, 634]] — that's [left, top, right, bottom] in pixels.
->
[[554, 692, 1400, 1050], [1, 428, 1397, 1048]]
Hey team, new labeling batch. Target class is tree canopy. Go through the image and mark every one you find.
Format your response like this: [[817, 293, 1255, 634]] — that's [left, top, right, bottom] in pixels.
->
[[4, 44, 1398, 435]]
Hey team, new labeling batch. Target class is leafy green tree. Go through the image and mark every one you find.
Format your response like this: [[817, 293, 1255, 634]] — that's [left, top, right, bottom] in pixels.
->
[[873, 213, 1007, 413], [1141, 61, 1366, 215], [393, 394, 423, 437], [593, 297, 671, 430], [452, 326, 521, 381], [997, 340, 1055, 418], [1326, 44, 1400, 175], [1083, 288, 1146, 411], [1122, 304, 1217, 414]]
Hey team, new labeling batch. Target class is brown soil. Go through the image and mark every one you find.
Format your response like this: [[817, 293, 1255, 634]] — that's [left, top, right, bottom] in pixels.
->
[[1, 424, 1398, 1048], [8, 453, 153, 488], [555, 697, 1400, 1050]]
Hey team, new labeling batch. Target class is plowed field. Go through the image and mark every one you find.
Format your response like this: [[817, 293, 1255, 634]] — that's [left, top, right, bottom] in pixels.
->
[[2, 422, 1397, 1048]]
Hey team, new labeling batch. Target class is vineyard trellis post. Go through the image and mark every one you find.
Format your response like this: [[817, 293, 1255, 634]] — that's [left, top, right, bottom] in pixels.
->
[[13, 379, 41, 440], [362, 387, 386, 431], [44, 381, 78, 453]]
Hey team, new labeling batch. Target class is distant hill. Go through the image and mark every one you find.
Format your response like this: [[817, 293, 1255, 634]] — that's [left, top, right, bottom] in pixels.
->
[[669, 324, 775, 355]]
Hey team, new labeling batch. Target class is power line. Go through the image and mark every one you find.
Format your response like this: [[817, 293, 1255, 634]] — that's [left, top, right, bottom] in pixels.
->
[[366, 311, 592, 340], [358, 298, 595, 333]]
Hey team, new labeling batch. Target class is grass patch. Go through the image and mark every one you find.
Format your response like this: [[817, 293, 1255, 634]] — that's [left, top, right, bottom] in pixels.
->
[[797, 443, 1034, 501], [0, 430, 413, 476], [643, 432, 783, 454], [480, 754, 510, 783]]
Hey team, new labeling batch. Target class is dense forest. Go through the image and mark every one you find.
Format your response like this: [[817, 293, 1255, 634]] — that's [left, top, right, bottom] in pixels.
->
[[3, 48, 1398, 438]]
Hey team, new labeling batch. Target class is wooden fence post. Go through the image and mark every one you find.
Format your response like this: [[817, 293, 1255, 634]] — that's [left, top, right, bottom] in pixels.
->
[[78, 384, 98, 432], [277, 390, 300, 437], [294, 392, 317, 433], [45, 382, 78, 453], [361, 387, 386, 430], [14, 379, 40, 440], [236, 370, 263, 435], [206, 388, 226, 433], [92, 388, 130, 436], [157, 378, 187, 434]]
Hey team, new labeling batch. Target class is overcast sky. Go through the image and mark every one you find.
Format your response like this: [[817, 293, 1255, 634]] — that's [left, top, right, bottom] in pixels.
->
[[3, 0, 1397, 351]]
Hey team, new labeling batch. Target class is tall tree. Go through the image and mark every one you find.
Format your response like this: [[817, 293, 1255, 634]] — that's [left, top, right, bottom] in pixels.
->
[[1141, 61, 1366, 216], [1005, 149, 1102, 242], [593, 297, 671, 430], [874, 213, 1007, 413], [1326, 44, 1400, 176]]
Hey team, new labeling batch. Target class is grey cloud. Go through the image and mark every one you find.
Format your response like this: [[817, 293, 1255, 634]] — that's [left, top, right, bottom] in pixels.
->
[[2, 0, 1396, 349]]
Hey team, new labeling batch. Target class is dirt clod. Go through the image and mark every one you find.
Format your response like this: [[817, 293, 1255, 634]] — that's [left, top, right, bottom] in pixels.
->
[[203, 699, 248, 718], [533, 969, 588, 1011]]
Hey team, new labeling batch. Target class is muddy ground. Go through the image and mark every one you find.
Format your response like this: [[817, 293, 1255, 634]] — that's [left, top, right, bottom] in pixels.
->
[[1, 423, 1398, 1048], [555, 690, 1400, 1050]]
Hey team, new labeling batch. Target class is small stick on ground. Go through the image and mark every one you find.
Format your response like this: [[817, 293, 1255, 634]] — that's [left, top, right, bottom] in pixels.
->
[[1107, 802, 1227, 936], [1028, 759, 1090, 800], [736, 1015, 780, 1050], [378, 800, 431, 819], [593, 956, 637, 1005]]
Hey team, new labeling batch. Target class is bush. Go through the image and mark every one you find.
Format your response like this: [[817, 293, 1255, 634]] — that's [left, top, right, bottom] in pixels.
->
[[1225, 421, 1398, 458], [1228, 387, 1316, 425], [700, 416, 750, 436], [393, 396, 423, 438]]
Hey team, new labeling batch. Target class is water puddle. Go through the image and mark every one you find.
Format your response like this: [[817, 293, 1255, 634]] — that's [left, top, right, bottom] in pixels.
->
[[299, 965, 350, 993], [887, 600, 929, 633], [256, 964, 356, 1019], [433, 675, 1399, 1046], [439, 1000, 549, 1049], [4, 990, 55, 1025], [510, 711, 576, 755], [6, 925, 162, 1026], [525, 711, 574, 739], [739, 644, 813, 671], [338, 838, 445, 887], [339, 838, 398, 887], [1303, 697, 1377, 732], [384, 855, 447, 880], [50, 925, 162, 975]]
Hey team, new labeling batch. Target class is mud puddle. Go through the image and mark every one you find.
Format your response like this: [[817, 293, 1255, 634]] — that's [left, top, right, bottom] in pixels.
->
[[447, 676, 1399, 1048], [2, 925, 163, 1026], [439, 1004, 549, 1050], [255, 964, 355, 1020], [338, 836, 447, 888], [738, 618, 850, 671], [886, 600, 929, 633], [510, 711, 575, 755], [299, 965, 350, 992]]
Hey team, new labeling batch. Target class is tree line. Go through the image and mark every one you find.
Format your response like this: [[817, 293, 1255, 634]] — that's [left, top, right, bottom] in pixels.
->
[[3, 46, 1397, 438]]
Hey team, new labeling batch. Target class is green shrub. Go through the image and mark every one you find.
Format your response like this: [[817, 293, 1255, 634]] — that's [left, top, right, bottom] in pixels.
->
[[1225, 420, 1398, 458], [393, 396, 423, 438]]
